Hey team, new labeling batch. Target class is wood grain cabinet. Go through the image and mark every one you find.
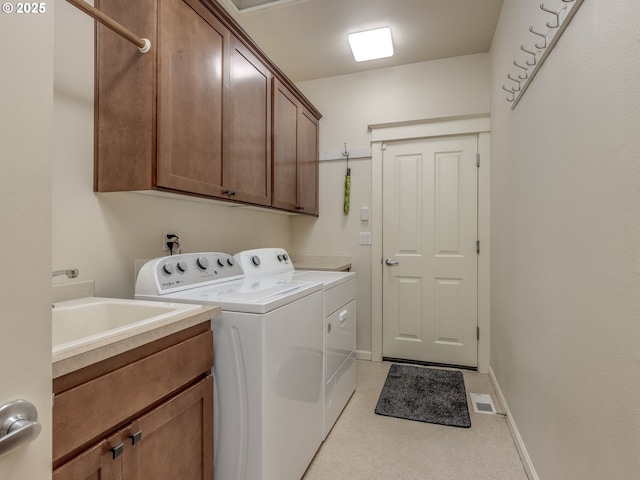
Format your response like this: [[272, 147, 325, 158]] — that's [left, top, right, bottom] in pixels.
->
[[272, 79, 320, 216], [95, 0, 319, 213], [53, 324, 213, 480]]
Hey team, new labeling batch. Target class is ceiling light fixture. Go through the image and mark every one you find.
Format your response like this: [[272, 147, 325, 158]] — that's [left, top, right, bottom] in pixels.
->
[[348, 27, 394, 62]]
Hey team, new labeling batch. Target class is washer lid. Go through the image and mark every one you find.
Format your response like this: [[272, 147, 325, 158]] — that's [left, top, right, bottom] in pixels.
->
[[292, 270, 356, 289], [155, 276, 322, 314]]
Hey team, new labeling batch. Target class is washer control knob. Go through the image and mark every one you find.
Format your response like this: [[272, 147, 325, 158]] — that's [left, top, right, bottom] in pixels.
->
[[217, 258, 225, 268], [176, 261, 187, 273], [161, 263, 175, 275], [251, 255, 261, 267], [196, 257, 209, 270], [227, 257, 235, 267]]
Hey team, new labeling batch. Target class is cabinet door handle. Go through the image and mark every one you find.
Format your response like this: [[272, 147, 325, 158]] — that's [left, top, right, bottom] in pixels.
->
[[130, 430, 142, 445], [111, 442, 124, 459]]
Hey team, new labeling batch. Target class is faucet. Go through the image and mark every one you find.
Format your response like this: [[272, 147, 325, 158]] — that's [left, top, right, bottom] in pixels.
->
[[52, 269, 79, 279]]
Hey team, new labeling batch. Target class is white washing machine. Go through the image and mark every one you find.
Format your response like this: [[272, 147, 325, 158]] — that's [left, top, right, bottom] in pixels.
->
[[234, 248, 357, 439], [135, 252, 324, 480]]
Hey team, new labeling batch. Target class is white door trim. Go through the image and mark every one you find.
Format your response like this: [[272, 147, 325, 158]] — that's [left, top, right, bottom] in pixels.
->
[[370, 115, 491, 373]]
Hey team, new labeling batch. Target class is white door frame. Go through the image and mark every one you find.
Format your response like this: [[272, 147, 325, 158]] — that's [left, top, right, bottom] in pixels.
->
[[370, 114, 491, 373]]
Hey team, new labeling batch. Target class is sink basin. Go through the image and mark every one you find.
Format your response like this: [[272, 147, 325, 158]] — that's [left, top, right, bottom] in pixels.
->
[[52, 297, 204, 356]]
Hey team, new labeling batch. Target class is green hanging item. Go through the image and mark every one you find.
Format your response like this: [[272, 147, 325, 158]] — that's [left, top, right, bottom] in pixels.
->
[[343, 143, 351, 214], [343, 168, 351, 214]]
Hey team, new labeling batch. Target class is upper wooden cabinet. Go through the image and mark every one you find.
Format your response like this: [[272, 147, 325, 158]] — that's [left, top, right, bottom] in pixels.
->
[[156, 0, 229, 198], [227, 37, 272, 206], [272, 79, 319, 215], [95, 0, 319, 213]]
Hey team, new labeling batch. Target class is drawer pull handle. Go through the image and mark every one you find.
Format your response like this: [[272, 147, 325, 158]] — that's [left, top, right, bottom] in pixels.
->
[[130, 430, 142, 445], [0, 399, 42, 459], [111, 442, 124, 459]]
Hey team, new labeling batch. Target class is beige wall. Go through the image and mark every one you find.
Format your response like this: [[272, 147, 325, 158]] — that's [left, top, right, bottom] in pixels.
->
[[293, 54, 491, 356], [490, 1, 640, 478], [54, 1, 291, 299], [0, 4, 53, 478]]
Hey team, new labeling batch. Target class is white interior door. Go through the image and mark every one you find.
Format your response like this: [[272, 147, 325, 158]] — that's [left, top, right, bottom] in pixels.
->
[[0, 6, 52, 478], [382, 135, 478, 367]]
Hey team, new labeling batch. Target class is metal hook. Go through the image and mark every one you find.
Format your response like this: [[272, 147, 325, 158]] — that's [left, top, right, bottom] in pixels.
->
[[520, 45, 538, 66], [513, 60, 529, 80], [529, 26, 547, 49], [502, 85, 516, 102], [502, 85, 515, 102], [540, 3, 560, 28], [507, 74, 522, 91]]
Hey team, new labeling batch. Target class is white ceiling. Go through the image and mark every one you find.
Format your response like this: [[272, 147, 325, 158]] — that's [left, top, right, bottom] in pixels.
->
[[216, 0, 504, 82]]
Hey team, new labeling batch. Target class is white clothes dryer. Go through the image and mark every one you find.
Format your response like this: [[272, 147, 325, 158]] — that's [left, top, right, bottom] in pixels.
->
[[234, 248, 357, 439]]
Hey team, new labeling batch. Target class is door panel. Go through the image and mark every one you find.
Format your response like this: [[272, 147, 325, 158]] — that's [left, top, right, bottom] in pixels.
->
[[272, 79, 299, 211], [382, 136, 478, 367], [156, 0, 229, 196], [228, 38, 272, 205]]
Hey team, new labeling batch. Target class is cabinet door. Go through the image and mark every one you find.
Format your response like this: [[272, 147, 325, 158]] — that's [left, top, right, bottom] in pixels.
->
[[53, 438, 121, 480], [272, 79, 300, 212], [227, 37, 272, 206], [297, 107, 319, 215], [156, 0, 230, 197], [124, 376, 213, 480]]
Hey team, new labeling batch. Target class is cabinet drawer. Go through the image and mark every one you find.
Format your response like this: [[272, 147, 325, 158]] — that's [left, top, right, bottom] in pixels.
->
[[53, 330, 213, 464]]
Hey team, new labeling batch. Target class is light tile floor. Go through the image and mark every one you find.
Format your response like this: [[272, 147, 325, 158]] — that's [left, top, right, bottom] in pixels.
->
[[302, 360, 528, 480]]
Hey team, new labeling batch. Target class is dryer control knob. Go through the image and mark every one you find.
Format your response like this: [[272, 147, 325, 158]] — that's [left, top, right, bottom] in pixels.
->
[[251, 255, 261, 267], [227, 257, 235, 267], [196, 257, 209, 270], [161, 263, 175, 275], [176, 261, 188, 273], [217, 258, 225, 268]]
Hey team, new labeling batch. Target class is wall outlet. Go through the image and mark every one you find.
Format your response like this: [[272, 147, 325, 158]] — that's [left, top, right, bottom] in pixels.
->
[[359, 232, 372, 245], [162, 230, 175, 251]]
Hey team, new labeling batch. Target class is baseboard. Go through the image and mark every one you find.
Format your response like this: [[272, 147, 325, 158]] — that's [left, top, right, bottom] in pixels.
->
[[356, 349, 372, 361], [488, 366, 539, 480]]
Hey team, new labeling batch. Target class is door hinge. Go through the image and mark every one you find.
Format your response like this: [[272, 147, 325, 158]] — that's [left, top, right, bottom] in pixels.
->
[[476, 240, 480, 254], [476, 153, 480, 167], [380, 144, 387, 151], [477, 326, 480, 340]]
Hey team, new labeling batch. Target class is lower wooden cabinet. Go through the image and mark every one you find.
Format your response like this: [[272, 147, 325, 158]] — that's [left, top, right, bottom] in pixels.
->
[[53, 376, 213, 480], [53, 323, 214, 480]]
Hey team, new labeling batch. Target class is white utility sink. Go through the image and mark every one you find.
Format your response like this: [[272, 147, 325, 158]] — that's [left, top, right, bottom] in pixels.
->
[[52, 297, 204, 360]]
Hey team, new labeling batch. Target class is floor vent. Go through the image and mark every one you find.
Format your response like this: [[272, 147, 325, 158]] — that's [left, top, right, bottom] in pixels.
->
[[469, 393, 496, 414]]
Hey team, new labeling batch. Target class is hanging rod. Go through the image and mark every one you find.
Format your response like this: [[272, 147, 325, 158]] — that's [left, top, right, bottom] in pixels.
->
[[66, 0, 151, 53]]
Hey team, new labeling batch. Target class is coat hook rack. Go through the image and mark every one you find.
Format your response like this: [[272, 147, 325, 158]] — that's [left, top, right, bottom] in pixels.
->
[[503, 0, 584, 109]]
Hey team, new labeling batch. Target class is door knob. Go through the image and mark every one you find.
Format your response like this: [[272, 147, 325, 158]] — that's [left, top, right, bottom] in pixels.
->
[[385, 258, 399, 266], [0, 399, 41, 458]]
